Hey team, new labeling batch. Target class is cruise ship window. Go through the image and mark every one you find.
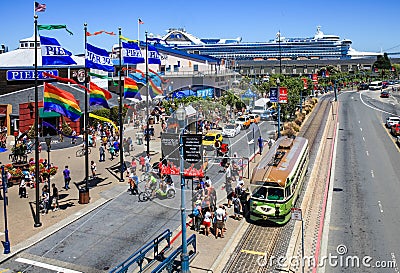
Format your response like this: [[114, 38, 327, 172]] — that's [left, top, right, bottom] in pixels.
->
[[173, 65, 179, 72], [193, 64, 198, 72]]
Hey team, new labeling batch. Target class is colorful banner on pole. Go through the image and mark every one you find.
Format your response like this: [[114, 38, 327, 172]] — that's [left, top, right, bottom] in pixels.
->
[[40, 36, 77, 66], [147, 44, 161, 64], [85, 43, 114, 72]]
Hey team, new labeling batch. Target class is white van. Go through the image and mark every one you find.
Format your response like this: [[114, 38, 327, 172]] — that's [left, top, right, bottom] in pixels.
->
[[252, 98, 270, 114], [369, 81, 382, 90]]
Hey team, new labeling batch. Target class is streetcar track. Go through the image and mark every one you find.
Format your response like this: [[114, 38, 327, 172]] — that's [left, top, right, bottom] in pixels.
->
[[222, 95, 332, 273]]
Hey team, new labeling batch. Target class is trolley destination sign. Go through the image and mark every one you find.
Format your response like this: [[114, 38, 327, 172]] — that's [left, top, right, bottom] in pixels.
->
[[182, 134, 202, 163]]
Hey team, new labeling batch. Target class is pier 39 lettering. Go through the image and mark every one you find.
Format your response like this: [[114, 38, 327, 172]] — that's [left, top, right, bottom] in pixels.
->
[[6, 70, 59, 81], [42, 45, 69, 56], [125, 48, 142, 57], [85, 50, 112, 66]]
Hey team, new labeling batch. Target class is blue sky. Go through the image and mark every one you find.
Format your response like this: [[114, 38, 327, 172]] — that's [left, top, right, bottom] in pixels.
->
[[1, 0, 400, 55]]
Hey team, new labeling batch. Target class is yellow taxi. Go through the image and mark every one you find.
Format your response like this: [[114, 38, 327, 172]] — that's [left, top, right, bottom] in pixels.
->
[[248, 113, 261, 124], [202, 130, 223, 146], [235, 115, 251, 129]]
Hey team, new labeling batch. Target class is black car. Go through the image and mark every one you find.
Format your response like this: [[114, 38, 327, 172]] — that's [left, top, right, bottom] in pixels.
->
[[380, 91, 390, 98], [358, 83, 369, 90]]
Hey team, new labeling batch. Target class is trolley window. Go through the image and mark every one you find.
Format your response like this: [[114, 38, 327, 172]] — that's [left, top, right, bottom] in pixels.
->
[[251, 185, 284, 200]]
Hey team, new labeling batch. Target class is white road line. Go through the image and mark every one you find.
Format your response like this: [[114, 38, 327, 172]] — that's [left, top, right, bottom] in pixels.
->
[[371, 170, 375, 178], [366, 151, 369, 156], [358, 120, 361, 124], [363, 136, 365, 142], [16, 257, 83, 273], [378, 201, 384, 213], [359, 91, 397, 116], [360, 127, 363, 131]]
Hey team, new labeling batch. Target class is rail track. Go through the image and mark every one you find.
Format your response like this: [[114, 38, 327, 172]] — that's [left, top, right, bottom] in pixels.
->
[[222, 94, 333, 273]]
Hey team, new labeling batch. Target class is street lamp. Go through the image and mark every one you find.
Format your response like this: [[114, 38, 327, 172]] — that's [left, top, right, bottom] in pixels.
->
[[277, 78, 281, 138], [45, 135, 51, 192], [1, 165, 10, 254], [175, 104, 190, 273]]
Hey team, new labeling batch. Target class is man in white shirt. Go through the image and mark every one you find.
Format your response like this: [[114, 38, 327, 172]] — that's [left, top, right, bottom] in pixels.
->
[[215, 205, 226, 238]]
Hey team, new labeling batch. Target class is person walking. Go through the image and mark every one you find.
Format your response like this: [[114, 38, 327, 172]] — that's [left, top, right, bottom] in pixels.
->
[[62, 166, 71, 190], [51, 183, 59, 211], [128, 173, 139, 195], [145, 153, 151, 173], [258, 135, 263, 155], [99, 144, 105, 162], [215, 205, 225, 238], [90, 161, 97, 178], [139, 155, 145, 172]]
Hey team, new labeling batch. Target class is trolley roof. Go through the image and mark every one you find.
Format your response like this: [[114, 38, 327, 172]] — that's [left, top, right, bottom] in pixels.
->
[[251, 136, 308, 187]]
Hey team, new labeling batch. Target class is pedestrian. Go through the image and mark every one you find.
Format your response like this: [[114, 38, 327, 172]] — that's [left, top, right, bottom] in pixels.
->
[[139, 155, 145, 172], [109, 145, 115, 160], [63, 165, 71, 190], [202, 210, 212, 236], [71, 129, 77, 144], [225, 177, 234, 208], [19, 178, 27, 198], [90, 161, 97, 178], [215, 205, 225, 238], [192, 200, 203, 232], [258, 135, 263, 155], [51, 183, 59, 211], [41, 187, 49, 214], [131, 158, 137, 174], [128, 173, 139, 195], [99, 144, 105, 162], [232, 192, 242, 220], [145, 153, 151, 173]]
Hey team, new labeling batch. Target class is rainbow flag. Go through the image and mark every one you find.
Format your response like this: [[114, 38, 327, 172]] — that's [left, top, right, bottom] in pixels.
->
[[149, 79, 163, 97], [124, 78, 142, 100], [89, 82, 112, 109], [43, 83, 82, 121]]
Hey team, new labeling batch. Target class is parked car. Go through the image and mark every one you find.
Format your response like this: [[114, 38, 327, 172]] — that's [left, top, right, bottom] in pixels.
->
[[380, 91, 390, 98], [222, 124, 241, 138], [235, 115, 251, 130], [385, 116, 400, 128], [358, 83, 369, 90]]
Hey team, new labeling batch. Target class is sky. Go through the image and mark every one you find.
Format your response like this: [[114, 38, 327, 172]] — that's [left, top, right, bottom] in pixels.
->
[[1, 0, 400, 55]]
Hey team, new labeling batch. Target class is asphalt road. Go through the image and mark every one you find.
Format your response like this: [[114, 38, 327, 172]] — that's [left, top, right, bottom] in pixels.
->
[[323, 90, 400, 273], [0, 121, 275, 273]]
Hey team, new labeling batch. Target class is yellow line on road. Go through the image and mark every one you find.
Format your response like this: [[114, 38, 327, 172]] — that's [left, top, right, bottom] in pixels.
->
[[240, 249, 266, 256]]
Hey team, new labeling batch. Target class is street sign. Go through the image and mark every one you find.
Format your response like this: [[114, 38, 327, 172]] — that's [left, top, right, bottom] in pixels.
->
[[269, 87, 278, 103], [182, 134, 202, 163], [279, 87, 288, 103], [291, 207, 302, 221]]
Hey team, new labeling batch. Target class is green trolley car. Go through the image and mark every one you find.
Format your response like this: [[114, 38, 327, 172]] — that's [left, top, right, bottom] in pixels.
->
[[249, 136, 309, 224]]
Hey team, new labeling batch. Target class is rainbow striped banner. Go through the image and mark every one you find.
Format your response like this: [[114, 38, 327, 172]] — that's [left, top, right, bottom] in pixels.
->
[[89, 82, 112, 108], [124, 78, 142, 100]]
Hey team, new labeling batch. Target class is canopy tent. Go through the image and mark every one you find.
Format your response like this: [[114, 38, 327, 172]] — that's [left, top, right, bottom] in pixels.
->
[[241, 89, 257, 99]]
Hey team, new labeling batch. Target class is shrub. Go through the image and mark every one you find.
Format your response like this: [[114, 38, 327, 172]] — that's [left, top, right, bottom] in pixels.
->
[[282, 127, 296, 138]]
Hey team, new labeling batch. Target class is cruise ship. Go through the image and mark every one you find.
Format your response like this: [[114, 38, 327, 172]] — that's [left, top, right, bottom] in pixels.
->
[[157, 27, 377, 61]]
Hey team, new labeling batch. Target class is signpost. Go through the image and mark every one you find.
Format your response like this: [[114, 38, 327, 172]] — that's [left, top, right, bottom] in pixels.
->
[[269, 87, 278, 103], [279, 87, 288, 104], [292, 207, 304, 273], [182, 134, 202, 163]]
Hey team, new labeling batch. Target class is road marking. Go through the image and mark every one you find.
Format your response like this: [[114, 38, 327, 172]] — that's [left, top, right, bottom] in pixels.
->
[[366, 150, 369, 156], [371, 170, 375, 178], [363, 136, 365, 142], [16, 257, 83, 273], [360, 127, 363, 131], [240, 249, 266, 256], [358, 120, 361, 124], [378, 201, 384, 213]]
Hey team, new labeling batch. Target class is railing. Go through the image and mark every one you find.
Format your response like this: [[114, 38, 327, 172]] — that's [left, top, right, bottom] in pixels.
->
[[109, 229, 172, 273], [151, 234, 197, 273]]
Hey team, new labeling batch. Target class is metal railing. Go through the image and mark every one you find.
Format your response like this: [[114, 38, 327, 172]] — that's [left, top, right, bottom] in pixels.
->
[[109, 229, 172, 273], [151, 234, 197, 273]]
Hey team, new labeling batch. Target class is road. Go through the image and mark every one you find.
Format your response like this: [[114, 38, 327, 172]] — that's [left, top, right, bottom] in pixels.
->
[[322, 90, 400, 273], [0, 120, 275, 272]]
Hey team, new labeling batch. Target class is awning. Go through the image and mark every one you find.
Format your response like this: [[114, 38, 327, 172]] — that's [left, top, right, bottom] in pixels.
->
[[39, 108, 60, 118]]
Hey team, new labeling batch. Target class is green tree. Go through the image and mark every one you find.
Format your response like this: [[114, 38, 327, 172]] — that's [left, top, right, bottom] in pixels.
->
[[373, 53, 391, 70]]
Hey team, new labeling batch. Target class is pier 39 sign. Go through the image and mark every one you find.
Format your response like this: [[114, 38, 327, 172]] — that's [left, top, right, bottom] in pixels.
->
[[7, 70, 58, 81]]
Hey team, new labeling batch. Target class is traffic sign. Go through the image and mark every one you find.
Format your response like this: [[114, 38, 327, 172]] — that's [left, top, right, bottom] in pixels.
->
[[269, 87, 278, 103], [182, 134, 202, 163], [291, 207, 302, 221], [279, 87, 288, 103]]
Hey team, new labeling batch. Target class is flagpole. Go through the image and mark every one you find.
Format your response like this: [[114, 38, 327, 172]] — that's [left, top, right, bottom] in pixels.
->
[[34, 14, 42, 228], [84, 23, 90, 195], [118, 27, 124, 182], [145, 31, 150, 156], [137, 19, 140, 45]]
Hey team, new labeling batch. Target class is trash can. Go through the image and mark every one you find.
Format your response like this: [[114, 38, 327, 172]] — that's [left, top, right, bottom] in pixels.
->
[[79, 187, 90, 204], [136, 132, 143, 145]]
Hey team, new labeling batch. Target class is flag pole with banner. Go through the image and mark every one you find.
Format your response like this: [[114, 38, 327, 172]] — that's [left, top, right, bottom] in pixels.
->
[[138, 18, 143, 45], [118, 27, 124, 182], [83, 23, 89, 200], [145, 31, 150, 155]]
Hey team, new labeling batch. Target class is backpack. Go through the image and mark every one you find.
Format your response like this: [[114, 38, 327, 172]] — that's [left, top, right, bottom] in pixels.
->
[[193, 207, 200, 216]]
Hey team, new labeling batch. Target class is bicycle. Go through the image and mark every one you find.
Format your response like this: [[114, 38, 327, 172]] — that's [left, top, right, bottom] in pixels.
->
[[138, 185, 154, 202], [76, 147, 91, 157]]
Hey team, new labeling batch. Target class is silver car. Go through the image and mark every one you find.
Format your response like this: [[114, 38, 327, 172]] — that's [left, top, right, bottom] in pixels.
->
[[222, 124, 241, 138]]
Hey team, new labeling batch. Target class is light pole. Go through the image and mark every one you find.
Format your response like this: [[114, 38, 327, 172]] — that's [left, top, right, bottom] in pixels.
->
[[118, 27, 124, 182], [45, 135, 51, 192], [176, 105, 190, 273], [1, 165, 10, 254], [277, 78, 281, 138]]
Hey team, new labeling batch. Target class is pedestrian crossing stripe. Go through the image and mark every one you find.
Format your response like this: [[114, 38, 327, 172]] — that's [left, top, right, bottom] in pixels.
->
[[15, 258, 83, 273], [240, 249, 266, 256]]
